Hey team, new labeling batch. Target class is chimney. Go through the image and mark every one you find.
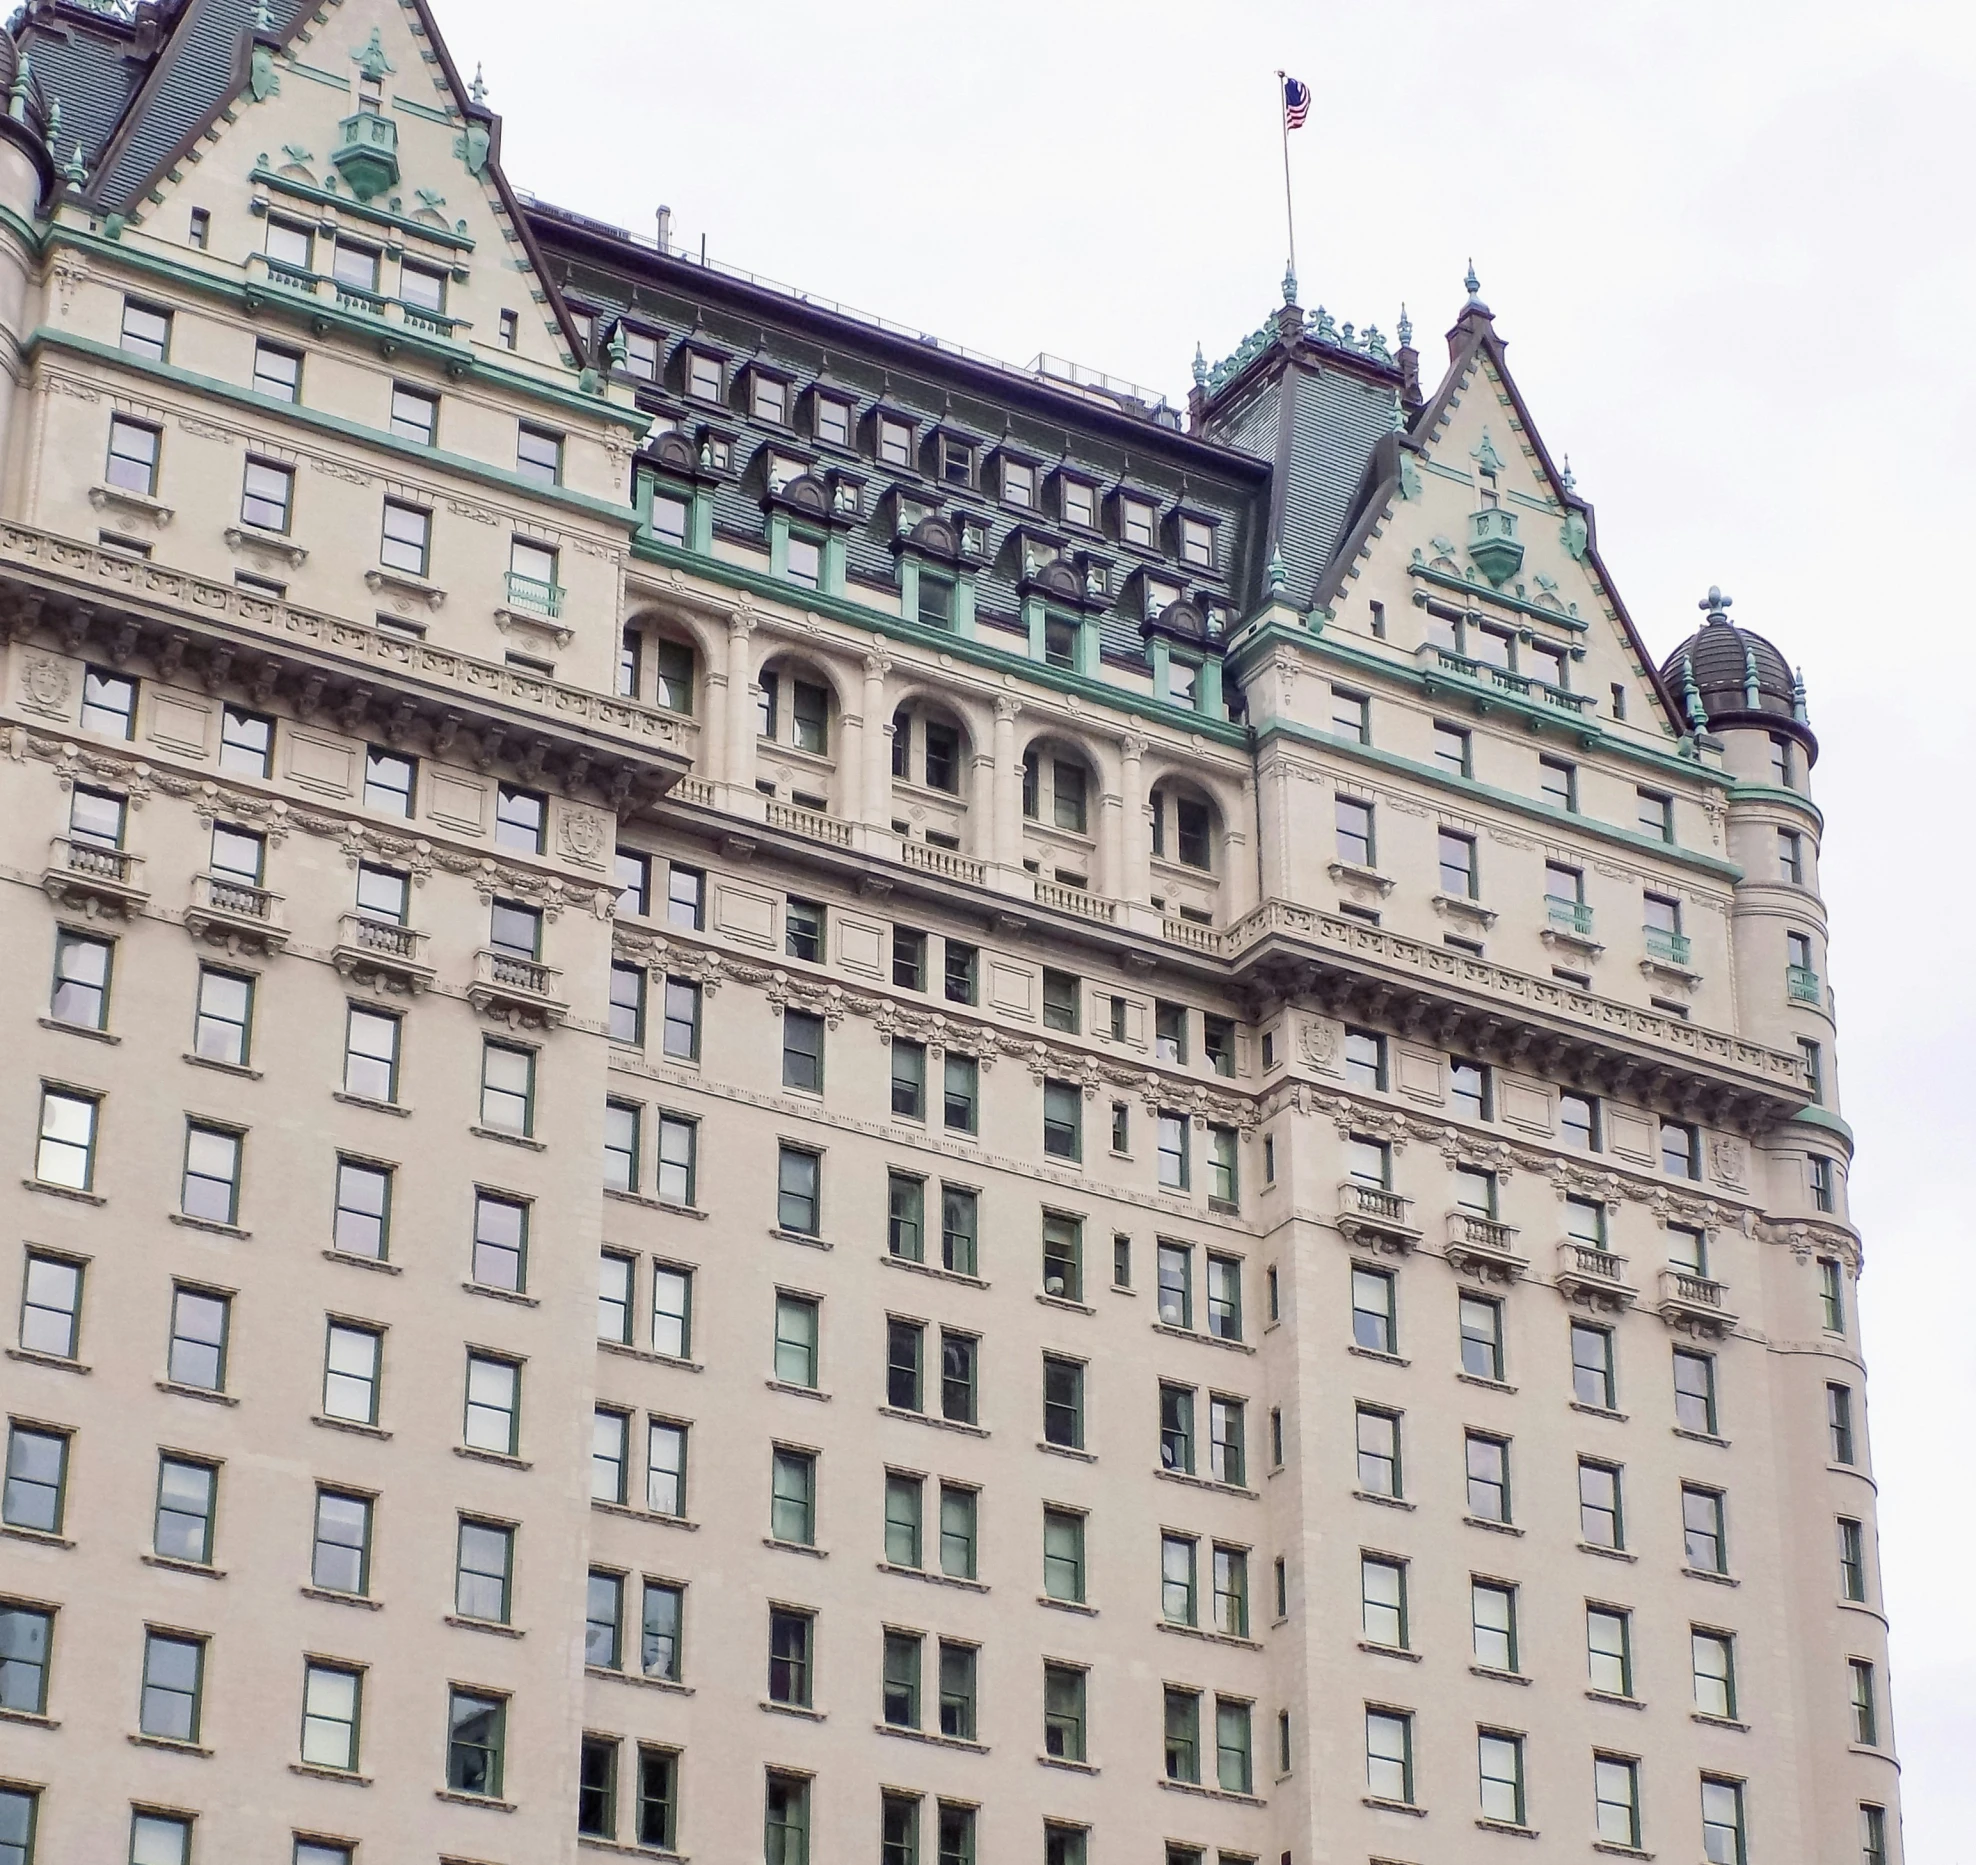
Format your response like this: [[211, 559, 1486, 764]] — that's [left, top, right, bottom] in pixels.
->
[[655, 205, 672, 254]]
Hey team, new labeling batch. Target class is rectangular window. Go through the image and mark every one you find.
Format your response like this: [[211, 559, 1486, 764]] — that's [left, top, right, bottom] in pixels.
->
[[1210, 1395, 1246, 1486], [478, 1041, 533, 1135], [1690, 1626, 1738, 1719], [582, 1568, 625, 1671], [1042, 1354, 1084, 1448], [106, 414, 162, 494], [1362, 1554, 1407, 1647], [1472, 1579, 1518, 1671], [140, 1628, 205, 1742], [516, 424, 563, 486], [1559, 1090, 1602, 1152], [1828, 1383, 1857, 1464], [1661, 1118, 1701, 1179], [777, 1145, 821, 1234], [1579, 1459, 1624, 1548], [1811, 1152, 1837, 1213], [940, 1330, 978, 1423], [1668, 1221, 1709, 1275], [934, 1640, 977, 1740], [1039, 967, 1082, 1035], [181, 1122, 242, 1225], [1356, 1406, 1401, 1496], [640, 1580, 683, 1682], [323, 1322, 381, 1425], [121, 298, 172, 359], [1439, 829, 1478, 898], [300, 1660, 362, 1773], [942, 1053, 977, 1133], [1572, 1322, 1617, 1409], [884, 1471, 923, 1568], [36, 1087, 98, 1191], [1861, 1805, 1889, 1865], [363, 747, 416, 816], [1336, 795, 1374, 866], [463, 1352, 520, 1454], [1331, 686, 1370, 743], [1208, 1125, 1239, 1208], [3, 1424, 68, 1535], [242, 456, 294, 532], [0, 1600, 52, 1714], [1344, 1027, 1388, 1091], [1212, 1543, 1249, 1637], [493, 785, 546, 855], [591, 1408, 629, 1503], [68, 784, 126, 849], [1477, 1729, 1527, 1828], [939, 1185, 978, 1276], [1779, 827, 1806, 883], [1840, 1517, 1868, 1601], [165, 1284, 229, 1392], [1674, 1347, 1719, 1435], [447, 1689, 506, 1798], [577, 1734, 618, 1840], [312, 1488, 371, 1596], [1365, 1708, 1414, 1804], [1160, 1383, 1196, 1474], [1214, 1696, 1254, 1795], [609, 961, 646, 1045], [1466, 1433, 1510, 1521], [1539, 755, 1578, 810], [154, 1455, 216, 1564], [651, 1263, 693, 1358], [892, 926, 928, 991], [943, 941, 978, 1005], [1850, 1659, 1879, 1743], [764, 1770, 810, 1865], [768, 1607, 813, 1706], [19, 1251, 83, 1360], [658, 976, 701, 1061], [455, 1517, 515, 1624], [1042, 1213, 1082, 1302], [1163, 1685, 1201, 1783], [1457, 1292, 1504, 1381], [1683, 1485, 1728, 1572], [1042, 1079, 1082, 1160], [1043, 1507, 1085, 1602], [882, 1629, 922, 1728], [50, 928, 114, 1032], [939, 1483, 977, 1579], [379, 499, 430, 576], [646, 1420, 688, 1517], [1353, 1266, 1397, 1354], [1162, 1532, 1199, 1626], [1582, 1605, 1634, 1699], [1157, 1111, 1189, 1189], [604, 1101, 640, 1195], [389, 382, 438, 445], [887, 1319, 924, 1411], [1702, 1777, 1747, 1865], [774, 1293, 820, 1389], [656, 1115, 696, 1205], [784, 896, 825, 963], [891, 1040, 927, 1122]]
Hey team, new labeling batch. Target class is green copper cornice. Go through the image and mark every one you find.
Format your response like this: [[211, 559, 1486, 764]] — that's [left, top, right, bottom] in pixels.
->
[[1407, 561, 1590, 632], [1782, 1103, 1853, 1149], [26, 327, 639, 531], [1248, 713, 1745, 883], [1727, 782, 1825, 834], [251, 164, 475, 251], [630, 533, 1250, 751]]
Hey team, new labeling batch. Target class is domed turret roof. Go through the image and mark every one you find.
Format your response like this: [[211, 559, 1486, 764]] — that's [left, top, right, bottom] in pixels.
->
[[1657, 587, 1815, 759]]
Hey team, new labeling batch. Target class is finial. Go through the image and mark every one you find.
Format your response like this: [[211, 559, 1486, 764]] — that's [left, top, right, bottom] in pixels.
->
[[1464, 258, 1482, 304], [9, 56, 30, 124], [1681, 656, 1708, 731], [1191, 343, 1207, 390], [470, 62, 488, 106], [44, 96, 61, 155], [606, 320, 628, 371], [1698, 585, 1732, 624], [253, 0, 272, 28], [1743, 643, 1761, 711], [1560, 452, 1576, 493], [1792, 667, 1808, 723], [62, 142, 85, 189], [1281, 263, 1298, 307], [1396, 304, 1412, 348], [1266, 549, 1287, 597]]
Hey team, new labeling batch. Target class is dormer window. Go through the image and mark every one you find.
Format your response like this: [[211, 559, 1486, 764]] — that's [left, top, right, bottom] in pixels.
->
[[767, 454, 805, 495], [400, 262, 447, 314], [958, 516, 988, 559], [569, 310, 596, 355], [878, 416, 914, 469], [938, 435, 975, 488], [623, 328, 661, 381], [785, 536, 822, 591], [1001, 459, 1037, 510], [751, 373, 790, 425], [1166, 659, 1200, 710], [686, 351, 724, 402], [1043, 617, 1077, 671], [1061, 478, 1097, 530], [814, 396, 852, 448], [1120, 496, 1157, 549], [1179, 515, 1216, 571], [1143, 576, 1182, 622], [649, 493, 688, 548], [917, 571, 954, 631]]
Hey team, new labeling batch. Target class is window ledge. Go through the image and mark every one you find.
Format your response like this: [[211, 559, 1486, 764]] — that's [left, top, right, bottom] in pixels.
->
[[1586, 1689, 1646, 1710], [1463, 1515, 1523, 1536], [331, 1091, 413, 1118], [324, 1248, 401, 1275], [0, 1707, 59, 1728], [762, 1699, 827, 1721], [1846, 1743, 1891, 1759], [1037, 1439, 1096, 1463], [455, 1445, 532, 1471], [598, 1340, 704, 1372], [6, 1346, 89, 1375], [128, 1732, 213, 1757], [771, 1227, 832, 1251], [299, 1585, 383, 1611], [1475, 1818, 1540, 1839], [1111, 1281, 1136, 1297], [141, 1553, 225, 1579], [1577, 1542, 1638, 1563], [1362, 1795, 1427, 1817], [873, 1721, 985, 1753], [0, 1523, 73, 1550], [226, 523, 308, 568], [881, 1253, 988, 1289], [1570, 1401, 1630, 1423], [1038, 1594, 1096, 1616], [1152, 1321, 1255, 1356], [577, 1839, 689, 1861], [461, 1281, 540, 1309], [1457, 1373, 1519, 1394], [1827, 1463, 1875, 1486], [586, 1665, 694, 1697], [1691, 1711, 1750, 1732], [1673, 1428, 1730, 1448], [364, 565, 446, 609], [764, 1379, 830, 1402], [1157, 1619, 1262, 1652], [1469, 1664, 1532, 1686], [38, 1015, 121, 1043], [876, 1561, 988, 1594], [312, 1413, 391, 1440], [605, 1190, 708, 1221], [1357, 1641, 1422, 1663], [445, 1613, 525, 1639], [1681, 1566, 1739, 1587], [1039, 1752, 1099, 1774], [433, 1788, 516, 1812], [1161, 1778, 1264, 1808], [878, 1405, 988, 1438], [1036, 1290, 1095, 1315], [182, 1052, 262, 1080], [157, 1379, 238, 1406], [590, 1501, 699, 1531], [168, 1213, 252, 1240], [1591, 1845, 1656, 1860], [1349, 1345, 1411, 1367], [763, 1537, 827, 1559], [1155, 1468, 1257, 1500], [469, 1124, 548, 1152], [290, 1760, 371, 1786], [23, 1177, 106, 1205], [1353, 1489, 1416, 1511]]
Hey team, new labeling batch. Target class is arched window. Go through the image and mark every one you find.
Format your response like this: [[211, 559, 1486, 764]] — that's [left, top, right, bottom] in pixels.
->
[[1151, 779, 1218, 873], [620, 621, 697, 715], [891, 703, 968, 798], [1021, 745, 1092, 837], [758, 659, 833, 757]]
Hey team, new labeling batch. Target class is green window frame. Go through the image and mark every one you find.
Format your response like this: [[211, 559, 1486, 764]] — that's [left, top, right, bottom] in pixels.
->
[[891, 1040, 927, 1121], [478, 1040, 534, 1134], [1044, 1663, 1086, 1761], [312, 1489, 371, 1597], [777, 1145, 820, 1236], [1042, 1507, 1084, 1602], [882, 1629, 921, 1728], [332, 1157, 391, 1260], [585, 1569, 624, 1669], [471, 1192, 529, 1293], [1587, 1606, 1633, 1696], [153, 1456, 216, 1565], [782, 1009, 825, 1093], [1163, 1685, 1201, 1782], [181, 1122, 242, 1225], [938, 1483, 976, 1579], [609, 962, 646, 1046], [661, 977, 701, 1059], [3, 1425, 68, 1535], [940, 1185, 978, 1275], [1361, 1554, 1406, 1648], [1213, 1544, 1249, 1637], [604, 1101, 641, 1195], [1472, 1579, 1518, 1672], [656, 1115, 696, 1206], [1041, 1079, 1081, 1160], [884, 1472, 923, 1568], [446, 1689, 506, 1798], [770, 1447, 816, 1545], [35, 1087, 97, 1192], [300, 1660, 362, 1772], [577, 1734, 618, 1839], [1042, 1213, 1082, 1302], [322, 1322, 381, 1426], [1042, 1354, 1084, 1449], [51, 928, 114, 1032], [139, 1628, 205, 1741], [637, 1747, 679, 1850], [773, 1293, 820, 1389], [764, 1770, 809, 1865], [455, 1517, 513, 1623], [0, 1601, 52, 1714], [1216, 1696, 1254, 1795], [642, 1581, 683, 1681], [19, 1252, 83, 1360], [167, 1285, 229, 1392], [1161, 1532, 1197, 1625], [767, 1609, 813, 1707]]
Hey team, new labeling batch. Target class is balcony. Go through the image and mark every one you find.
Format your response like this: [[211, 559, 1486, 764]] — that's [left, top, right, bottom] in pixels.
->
[[899, 839, 986, 888], [332, 913, 435, 994], [504, 571, 566, 619], [1554, 1241, 1638, 1311], [1033, 878, 1116, 924], [468, 947, 569, 1028], [331, 108, 400, 201], [1444, 1210, 1528, 1283], [41, 836, 147, 918], [1644, 926, 1692, 968], [1786, 965, 1822, 1006], [1336, 1180, 1421, 1255], [764, 798, 853, 848], [1467, 506, 1524, 586], [1547, 898, 1595, 939], [1656, 1268, 1738, 1339], [184, 871, 289, 955]]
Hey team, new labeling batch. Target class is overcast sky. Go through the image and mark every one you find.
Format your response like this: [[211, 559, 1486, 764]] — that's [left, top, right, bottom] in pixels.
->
[[459, 2, 1972, 1850]]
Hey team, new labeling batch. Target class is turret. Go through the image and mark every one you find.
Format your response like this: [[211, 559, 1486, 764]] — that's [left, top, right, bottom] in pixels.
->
[[0, 28, 54, 499]]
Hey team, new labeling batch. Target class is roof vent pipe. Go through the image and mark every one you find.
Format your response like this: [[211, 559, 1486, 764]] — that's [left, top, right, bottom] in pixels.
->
[[655, 205, 672, 254]]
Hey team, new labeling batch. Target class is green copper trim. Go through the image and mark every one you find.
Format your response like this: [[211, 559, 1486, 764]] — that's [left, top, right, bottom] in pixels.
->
[[26, 327, 639, 530], [1726, 783, 1825, 833], [1781, 1104, 1853, 1147], [252, 164, 475, 251], [0, 203, 40, 253], [282, 59, 352, 92], [1407, 562, 1589, 632], [630, 532, 1248, 749], [1248, 713, 1745, 882], [1421, 459, 1472, 486], [393, 99, 457, 127]]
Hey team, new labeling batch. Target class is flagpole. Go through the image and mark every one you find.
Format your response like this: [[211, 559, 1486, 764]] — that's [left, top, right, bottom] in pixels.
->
[[1276, 69, 1297, 287]]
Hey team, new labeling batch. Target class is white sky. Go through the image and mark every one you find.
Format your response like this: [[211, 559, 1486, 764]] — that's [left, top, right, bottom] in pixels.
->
[[459, 1, 1973, 1850]]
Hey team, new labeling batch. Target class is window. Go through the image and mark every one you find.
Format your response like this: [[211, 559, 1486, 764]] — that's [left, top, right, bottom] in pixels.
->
[[592, 1409, 629, 1504], [1331, 686, 1371, 743], [1811, 1152, 1837, 1213], [1335, 795, 1375, 866], [494, 784, 546, 854], [1478, 1730, 1525, 1827], [361, 746, 416, 817], [487, 897, 544, 960], [181, 1122, 242, 1225], [662, 977, 701, 1060], [463, 1353, 520, 1455], [335, 1004, 397, 1103], [1667, 1222, 1708, 1276], [312, 1489, 371, 1595], [1211, 1695, 1254, 1794], [1683, 1484, 1727, 1572], [940, 1330, 978, 1424], [1828, 1383, 1857, 1464], [1356, 1406, 1401, 1496], [647, 1419, 688, 1516], [447, 1689, 506, 1798], [1800, 1037, 1825, 1104], [890, 1040, 927, 1123], [379, 499, 430, 576], [604, 1102, 640, 1195], [768, 1607, 813, 1706], [936, 1482, 977, 1580], [1157, 1111, 1189, 1189], [69, 784, 126, 849], [106, 414, 162, 496], [1685, 1626, 1739, 1720], [1661, 1118, 1700, 1179], [608, 961, 646, 1046], [1160, 1383, 1196, 1473], [19, 1252, 83, 1359], [1042, 1079, 1082, 1160], [3, 1425, 67, 1534], [387, 381, 438, 446], [516, 424, 563, 487], [154, 1455, 216, 1564], [1587, 1604, 1632, 1695], [764, 1771, 809, 1865], [1042, 1214, 1082, 1301], [130, 1814, 191, 1865], [1366, 1708, 1414, 1803], [940, 941, 979, 1007], [1819, 1258, 1846, 1333], [1770, 731, 1799, 787], [882, 1629, 922, 1728], [578, 1734, 618, 1839], [784, 896, 825, 962], [1459, 1166, 1501, 1219], [1210, 1395, 1246, 1486], [1539, 755, 1577, 810], [1472, 1579, 1517, 1671], [1861, 1804, 1890, 1865], [301, 1660, 362, 1773], [1344, 1027, 1388, 1091], [1039, 1506, 1087, 1603], [1674, 1348, 1719, 1435], [1208, 1125, 1239, 1208], [121, 298, 172, 359], [1450, 1056, 1493, 1123], [943, 1053, 978, 1134], [218, 702, 274, 777], [0, 1601, 52, 1713], [140, 1629, 204, 1741], [1571, 1322, 1617, 1409], [1638, 788, 1675, 841], [1579, 1459, 1624, 1548], [1163, 1685, 1201, 1782], [479, 1041, 533, 1135], [323, 1322, 381, 1425], [1042, 1355, 1084, 1448], [166, 1284, 229, 1391], [45, 929, 111, 1037], [1702, 1777, 1747, 1865], [1439, 829, 1478, 898], [35, 1088, 98, 1191], [1360, 1553, 1408, 1647], [1839, 1516, 1868, 1601], [242, 456, 294, 531], [583, 1568, 625, 1670], [1459, 1293, 1504, 1381], [1209, 1543, 1250, 1638], [940, 1186, 978, 1276], [1466, 1433, 1510, 1521], [783, 1008, 824, 1092], [656, 1117, 696, 1206], [1779, 827, 1806, 883], [886, 1318, 925, 1411], [774, 1294, 819, 1389], [1352, 1266, 1396, 1353]]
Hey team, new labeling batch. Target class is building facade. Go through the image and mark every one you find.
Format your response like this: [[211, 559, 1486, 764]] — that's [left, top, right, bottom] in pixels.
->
[[0, 3, 1896, 1865]]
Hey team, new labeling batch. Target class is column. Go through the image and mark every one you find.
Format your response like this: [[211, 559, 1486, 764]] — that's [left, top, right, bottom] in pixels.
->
[[862, 649, 892, 828], [992, 696, 1022, 868], [723, 610, 756, 791], [1224, 771, 1259, 919], [837, 706, 864, 826], [1119, 732, 1150, 904]]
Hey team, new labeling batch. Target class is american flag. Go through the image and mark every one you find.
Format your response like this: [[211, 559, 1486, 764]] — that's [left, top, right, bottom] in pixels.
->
[[1282, 75, 1311, 129]]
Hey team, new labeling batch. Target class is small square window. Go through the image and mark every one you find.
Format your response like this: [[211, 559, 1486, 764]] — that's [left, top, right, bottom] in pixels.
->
[[517, 424, 563, 486], [121, 299, 172, 360], [390, 384, 438, 445], [242, 458, 295, 532]]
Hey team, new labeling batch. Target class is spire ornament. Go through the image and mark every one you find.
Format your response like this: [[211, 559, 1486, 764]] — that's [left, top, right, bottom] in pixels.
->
[[1396, 304, 1412, 348], [1464, 259, 1482, 304], [1699, 586, 1732, 625], [1281, 263, 1298, 307], [1191, 343, 1207, 390], [470, 63, 488, 106]]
